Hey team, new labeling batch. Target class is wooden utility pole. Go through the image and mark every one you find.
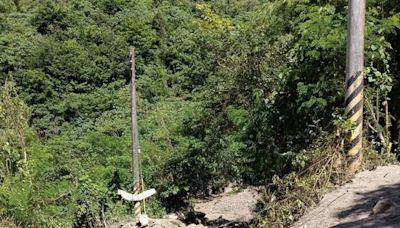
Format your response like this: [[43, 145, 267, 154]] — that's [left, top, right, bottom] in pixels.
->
[[345, 0, 366, 172], [130, 48, 141, 218]]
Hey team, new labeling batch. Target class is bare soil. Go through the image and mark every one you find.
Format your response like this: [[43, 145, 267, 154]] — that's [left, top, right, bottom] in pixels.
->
[[293, 165, 400, 228], [193, 186, 260, 226], [112, 186, 260, 228]]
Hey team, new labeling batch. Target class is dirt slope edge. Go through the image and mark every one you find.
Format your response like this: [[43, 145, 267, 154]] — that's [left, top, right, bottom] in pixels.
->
[[293, 165, 400, 228]]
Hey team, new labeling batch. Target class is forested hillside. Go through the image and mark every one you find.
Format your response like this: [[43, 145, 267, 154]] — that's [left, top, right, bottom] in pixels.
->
[[1, 0, 400, 227]]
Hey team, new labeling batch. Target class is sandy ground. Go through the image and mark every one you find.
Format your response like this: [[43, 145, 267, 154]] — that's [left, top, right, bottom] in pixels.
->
[[194, 186, 260, 223], [293, 165, 400, 228]]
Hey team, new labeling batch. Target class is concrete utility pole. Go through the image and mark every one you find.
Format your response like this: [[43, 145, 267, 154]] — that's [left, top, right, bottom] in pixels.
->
[[130, 48, 141, 218], [345, 0, 366, 172]]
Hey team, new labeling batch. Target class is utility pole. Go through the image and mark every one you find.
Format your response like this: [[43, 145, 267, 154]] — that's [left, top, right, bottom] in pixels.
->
[[130, 48, 141, 218], [345, 0, 366, 173]]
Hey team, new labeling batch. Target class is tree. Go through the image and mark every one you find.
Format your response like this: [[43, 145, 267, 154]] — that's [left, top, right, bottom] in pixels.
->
[[0, 81, 30, 177]]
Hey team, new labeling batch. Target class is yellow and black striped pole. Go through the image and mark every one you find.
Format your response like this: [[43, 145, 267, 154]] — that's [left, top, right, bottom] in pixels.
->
[[345, 0, 366, 173]]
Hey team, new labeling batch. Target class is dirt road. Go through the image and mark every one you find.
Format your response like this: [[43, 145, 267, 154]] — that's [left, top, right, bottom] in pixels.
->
[[293, 165, 400, 228]]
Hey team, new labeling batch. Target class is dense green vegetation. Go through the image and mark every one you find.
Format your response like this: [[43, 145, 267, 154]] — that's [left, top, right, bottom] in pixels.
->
[[1, 0, 400, 227]]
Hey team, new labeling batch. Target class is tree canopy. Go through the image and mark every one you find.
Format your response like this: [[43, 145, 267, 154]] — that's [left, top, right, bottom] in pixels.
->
[[0, 0, 400, 227]]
